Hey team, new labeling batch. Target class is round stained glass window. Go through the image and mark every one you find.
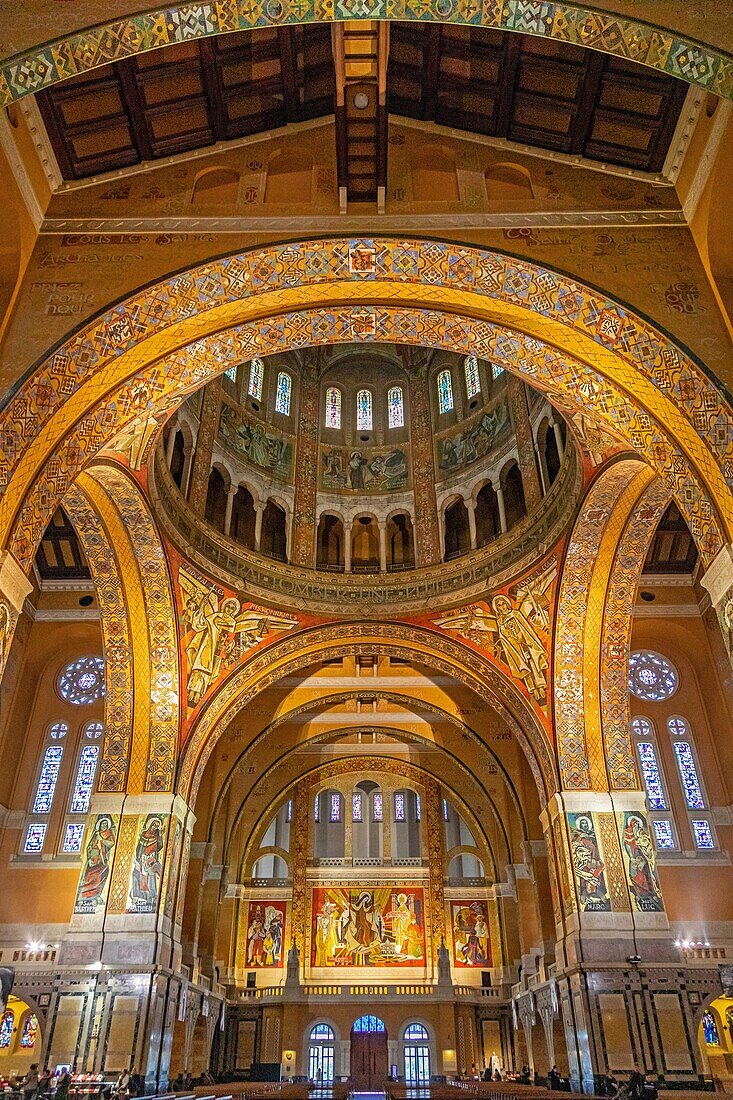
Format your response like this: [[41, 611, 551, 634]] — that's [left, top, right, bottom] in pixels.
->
[[58, 657, 106, 705], [628, 651, 678, 701]]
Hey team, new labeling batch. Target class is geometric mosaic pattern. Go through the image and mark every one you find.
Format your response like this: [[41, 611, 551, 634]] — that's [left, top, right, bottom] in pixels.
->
[[1, 4, 732, 107], [0, 240, 730, 578]]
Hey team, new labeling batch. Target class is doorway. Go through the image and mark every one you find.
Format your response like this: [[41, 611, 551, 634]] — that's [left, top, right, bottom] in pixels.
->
[[403, 1023, 430, 1084], [350, 1015, 387, 1088], [308, 1024, 335, 1085]]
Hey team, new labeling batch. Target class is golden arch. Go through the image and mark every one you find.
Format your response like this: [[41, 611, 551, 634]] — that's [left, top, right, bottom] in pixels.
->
[[1, 6, 732, 106], [1, 240, 730, 575]]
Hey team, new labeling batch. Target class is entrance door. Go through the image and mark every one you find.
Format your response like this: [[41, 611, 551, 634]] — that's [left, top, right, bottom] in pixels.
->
[[404, 1045, 430, 1084], [350, 1015, 388, 1088]]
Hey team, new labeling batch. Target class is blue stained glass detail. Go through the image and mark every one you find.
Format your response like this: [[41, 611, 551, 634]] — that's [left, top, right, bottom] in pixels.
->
[[33, 745, 63, 813], [311, 1024, 334, 1040], [314, 794, 320, 823], [464, 354, 481, 399], [352, 792, 362, 822], [372, 792, 383, 822], [637, 742, 666, 809], [275, 371, 292, 416], [286, 799, 292, 822], [0, 1011, 12, 1048], [329, 793, 341, 823], [703, 1011, 720, 1045], [628, 650, 677, 701], [58, 656, 105, 704], [672, 742, 705, 809], [62, 822, 86, 853], [692, 819, 715, 849], [70, 744, 99, 813], [388, 385, 404, 428], [442, 798, 449, 821], [49, 721, 67, 740], [404, 1024, 429, 1040], [492, 364, 504, 379], [437, 369, 453, 414], [415, 793, 421, 821], [652, 820, 674, 849], [84, 721, 103, 739], [248, 358, 264, 400], [225, 365, 237, 382], [353, 1015, 385, 1033], [356, 389, 372, 431], [24, 823, 46, 854], [325, 386, 341, 429], [394, 792, 405, 821], [20, 1015, 37, 1049]]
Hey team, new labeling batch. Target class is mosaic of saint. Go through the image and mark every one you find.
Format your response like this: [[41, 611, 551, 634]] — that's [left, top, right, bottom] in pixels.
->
[[127, 814, 168, 914], [618, 812, 664, 912], [438, 400, 510, 473], [245, 902, 286, 968], [568, 813, 611, 913], [74, 814, 118, 915], [433, 558, 556, 705], [320, 445, 408, 492], [451, 901, 492, 968], [179, 565, 299, 707], [312, 887, 425, 967], [220, 401, 292, 478]]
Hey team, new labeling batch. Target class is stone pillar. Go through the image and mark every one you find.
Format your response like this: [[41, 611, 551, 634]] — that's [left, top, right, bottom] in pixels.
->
[[187, 378, 223, 513], [551, 416, 565, 463], [291, 350, 320, 567], [254, 501, 265, 551], [506, 376, 542, 510], [403, 348, 442, 566], [535, 443, 548, 496], [344, 522, 352, 572], [0, 550, 32, 678], [165, 421, 178, 466], [496, 487, 508, 534], [224, 485, 237, 536], [701, 543, 733, 673], [465, 498, 477, 549], [378, 520, 388, 572], [181, 444, 194, 496]]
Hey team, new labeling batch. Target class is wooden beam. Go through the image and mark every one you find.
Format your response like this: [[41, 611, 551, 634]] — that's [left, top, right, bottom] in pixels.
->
[[568, 49, 606, 155], [421, 24, 442, 121], [277, 27, 300, 124], [116, 58, 155, 161], [199, 39, 229, 142], [494, 33, 522, 138]]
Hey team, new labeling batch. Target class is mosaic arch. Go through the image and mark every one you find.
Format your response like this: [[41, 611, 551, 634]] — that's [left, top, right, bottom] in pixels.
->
[[63, 464, 179, 794], [1, 240, 730, 577], [1, 3, 733, 106]]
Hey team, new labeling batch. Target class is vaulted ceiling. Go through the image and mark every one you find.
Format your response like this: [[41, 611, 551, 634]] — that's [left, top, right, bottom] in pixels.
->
[[36, 22, 689, 201]]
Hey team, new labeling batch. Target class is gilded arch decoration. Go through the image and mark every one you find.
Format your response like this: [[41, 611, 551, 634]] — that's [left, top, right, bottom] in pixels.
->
[[1, 3, 732, 106], [1, 240, 730, 581]]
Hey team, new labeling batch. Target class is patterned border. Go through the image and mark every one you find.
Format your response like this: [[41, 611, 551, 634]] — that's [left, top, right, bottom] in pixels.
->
[[1, 241, 730, 575], [1, 3, 732, 106]]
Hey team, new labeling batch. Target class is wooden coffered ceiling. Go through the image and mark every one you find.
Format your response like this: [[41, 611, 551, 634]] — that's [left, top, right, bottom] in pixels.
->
[[36, 22, 689, 198]]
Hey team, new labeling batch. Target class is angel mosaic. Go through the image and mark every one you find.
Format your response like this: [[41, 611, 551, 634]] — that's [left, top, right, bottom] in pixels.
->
[[179, 566, 299, 707], [433, 558, 557, 704]]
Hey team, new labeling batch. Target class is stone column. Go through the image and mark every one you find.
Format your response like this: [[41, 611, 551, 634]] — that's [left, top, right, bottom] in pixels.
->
[[291, 350, 320, 567], [496, 487, 507, 534], [181, 444, 194, 496], [165, 421, 178, 466], [254, 501, 265, 551], [378, 520, 388, 572], [0, 550, 32, 679], [465, 498, 477, 549], [224, 485, 237, 536], [701, 543, 733, 674], [535, 443, 548, 496], [403, 348, 442, 566], [344, 522, 352, 573], [551, 416, 565, 463], [506, 376, 542, 510], [187, 378, 223, 513]]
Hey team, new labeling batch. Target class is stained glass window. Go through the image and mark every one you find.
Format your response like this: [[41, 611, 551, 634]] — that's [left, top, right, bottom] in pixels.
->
[[225, 365, 237, 382], [0, 1011, 12, 1048], [692, 819, 715, 850], [325, 386, 342, 429], [314, 794, 320, 823], [20, 1015, 38, 1049], [394, 793, 405, 821], [70, 744, 99, 813], [404, 1024, 429, 1040], [58, 656, 105, 704], [62, 822, 86, 853], [415, 794, 421, 821], [248, 358, 264, 400], [311, 1024, 334, 1040], [352, 792, 363, 822], [373, 792, 383, 822], [23, 823, 46, 854], [672, 742, 705, 809], [636, 743, 666, 810], [442, 798, 449, 821], [628, 651, 677, 701], [667, 716, 689, 738], [631, 716, 653, 738], [84, 721, 103, 739], [275, 371, 292, 416], [353, 1015, 385, 1033], [652, 820, 675, 849], [388, 386, 404, 428], [464, 354, 481, 399], [437, 369, 454, 414], [356, 389, 372, 431], [33, 745, 63, 813], [329, 793, 341, 823], [286, 799, 292, 822], [492, 364, 504, 380], [703, 1011, 720, 1045]]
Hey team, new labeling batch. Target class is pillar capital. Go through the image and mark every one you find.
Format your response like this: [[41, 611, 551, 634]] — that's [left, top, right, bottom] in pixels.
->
[[0, 550, 32, 614], [701, 542, 733, 608]]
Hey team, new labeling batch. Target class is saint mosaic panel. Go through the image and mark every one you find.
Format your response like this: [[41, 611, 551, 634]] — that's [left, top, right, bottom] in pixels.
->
[[311, 886, 425, 967], [244, 902, 286, 968], [73, 813, 119, 916], [450, 900, 492, 968]]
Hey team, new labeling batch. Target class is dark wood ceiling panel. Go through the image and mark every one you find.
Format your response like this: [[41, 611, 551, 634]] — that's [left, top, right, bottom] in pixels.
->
[[35, 508, 91, 582]]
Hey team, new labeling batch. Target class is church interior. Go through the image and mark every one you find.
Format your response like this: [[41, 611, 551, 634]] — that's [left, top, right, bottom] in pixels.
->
[[0, 2, 732, 1095]]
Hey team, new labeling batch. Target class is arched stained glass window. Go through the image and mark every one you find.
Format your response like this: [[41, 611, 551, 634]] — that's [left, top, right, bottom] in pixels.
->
[[310, 1024, 334, 1040], [352, 792, 363, 822], [329, 793, 341, 823], [275, 371, 292, 416], [652, 820, 675, 849], [372, 792, 383, 822], [353, 1015, 385, 1033], [0, 1010, 13, 1048], [248, 358, 264, 400], [356, 389, 373, 431], [394, 792, 405, 821], [58, 656, 105, 705], [70, 744, 99, 814], [628, 651, 677, 701], [84, 721, 103, 739], [437, 369, 454, 413], [404, 1023, 429, 1040], [671, 741, 705, 809], [314, 794, 320, 823], [19, 1015, 37, 1049], [415, 794, 421, 821], [23, 823, 46, 853], [703, 1011, 720, 1046], [49, 721, 68, 740], [388, 386, 404, 428], [636, 742, 666, 809], [325, 386, 342, 429], [692, 820, 715, 849], [464, 354, 481, 399], [33, 745, 63, 813]]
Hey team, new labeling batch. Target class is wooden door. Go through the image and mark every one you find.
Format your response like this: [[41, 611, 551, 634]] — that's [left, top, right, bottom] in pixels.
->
[[350, 1025, 388, 1088]]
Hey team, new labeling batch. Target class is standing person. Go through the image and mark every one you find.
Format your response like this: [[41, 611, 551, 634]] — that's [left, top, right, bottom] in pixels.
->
[[114, 1068, 131, 1100], [36, 1070, 52, 1098], [55, 1070, 72, 1100], [20, 1065, 39, 1100]]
